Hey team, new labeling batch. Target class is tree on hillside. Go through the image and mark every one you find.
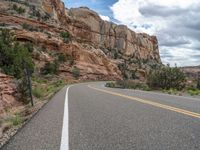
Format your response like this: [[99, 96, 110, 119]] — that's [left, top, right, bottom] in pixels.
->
[[147, 65, 186, 90], [0, 29, 34, 79], [0, 29, 34, 104]]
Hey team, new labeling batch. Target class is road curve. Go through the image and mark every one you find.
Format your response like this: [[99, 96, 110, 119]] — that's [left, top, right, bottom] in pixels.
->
[[1, 82, 200, 150]]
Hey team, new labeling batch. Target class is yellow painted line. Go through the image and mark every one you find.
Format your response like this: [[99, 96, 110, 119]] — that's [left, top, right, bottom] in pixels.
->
[[88, 85, 200, 119]]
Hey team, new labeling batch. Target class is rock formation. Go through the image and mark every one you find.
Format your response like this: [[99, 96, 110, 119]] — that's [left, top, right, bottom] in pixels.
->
[[0, 73, 19, 114], [181, 66, 200, 81], [0, 0, 161, 80]]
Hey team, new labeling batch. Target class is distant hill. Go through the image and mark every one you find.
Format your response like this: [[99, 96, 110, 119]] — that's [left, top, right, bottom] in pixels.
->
[[181, 66, 200, 81]]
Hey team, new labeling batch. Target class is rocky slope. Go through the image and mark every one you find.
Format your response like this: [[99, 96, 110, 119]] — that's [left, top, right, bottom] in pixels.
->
[[0, 73, 19, 114], [0, 0, 161, 81], [181, 66, 200, 81]]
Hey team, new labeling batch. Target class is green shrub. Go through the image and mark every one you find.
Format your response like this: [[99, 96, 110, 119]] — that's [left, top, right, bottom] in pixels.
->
[[116, 80, 145, 89], [72, 67, 80, 79], [42, 13, 51, 21], [32, 76, 48, 84], [118, 63, 129, 80], [24, 42, 34, 53], [187, 85, 196, 91], [29, 5, 41, 19], [188, 90, 196, 96], [0, 23, 34, 105], [106, 80, 150, 90], [13, 115, 23, 126], [13, 4, 25, 14], [105, 82, 116, 88], [147, 65, 186, 90], [9, 0, 30, 6], [0, 29, 34, 79], [17, 6, 25, 14], [60, 31, 70, 43], [187, 89, 200, 96], [58, 53, 66, 62], [8, 114, 23, 126], [54, 80, 65, 87], [13, 4, 17, 10], [33, 87, 44, 98], [164, 88, 178, 95], [41, 61, 59, 75]]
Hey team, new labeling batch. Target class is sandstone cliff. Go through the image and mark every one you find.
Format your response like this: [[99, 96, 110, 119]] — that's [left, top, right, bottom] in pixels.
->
[[0, 73, 19, 114], [0, 0, 161, 80]]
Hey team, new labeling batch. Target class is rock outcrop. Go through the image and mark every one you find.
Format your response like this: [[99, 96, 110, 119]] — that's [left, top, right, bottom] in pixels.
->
[[181, 66, 200, 81], [67, 7, 160, 62], [0, 73, 19, 114], [0, 0, 162, 80]]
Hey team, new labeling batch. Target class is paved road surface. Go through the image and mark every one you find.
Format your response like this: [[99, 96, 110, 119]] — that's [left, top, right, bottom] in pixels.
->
[[1, 82, 200, 150]]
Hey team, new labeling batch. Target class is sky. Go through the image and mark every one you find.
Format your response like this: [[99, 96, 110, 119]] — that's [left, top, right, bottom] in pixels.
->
[[64, 0, 200, 67]]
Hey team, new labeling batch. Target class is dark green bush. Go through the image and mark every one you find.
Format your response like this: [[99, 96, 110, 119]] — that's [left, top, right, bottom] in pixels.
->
[[116, 80, 149, 90], [8, 114, 23, 126], [0, 29, 34, 79], [9, 0, 30, 6], [58, 53, 66, 62], [13, 4, 25, 14], [32, 87, 44, 98], [105, 82, 116, 88], [106, 80, 149, 90], [147, 66, 186, 90], [60, 31, 70, 43], [29, 5, 41, 19], [41, 61, 59, 75], [42, 13, 51, 21], [24, 42, 34, 53], [0, 29, 34, 104], [13, 4, 17, 10]]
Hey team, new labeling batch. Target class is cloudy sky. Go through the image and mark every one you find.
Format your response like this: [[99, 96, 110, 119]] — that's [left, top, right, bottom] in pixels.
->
[[64, 0, 200, 67]]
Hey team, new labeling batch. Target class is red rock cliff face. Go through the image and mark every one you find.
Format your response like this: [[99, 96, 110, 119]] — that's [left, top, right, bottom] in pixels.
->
[[0, 0, 162, 80], [28, 0, 160, 63], [0, 73, 19, 114], [67, 7, 160, 62]]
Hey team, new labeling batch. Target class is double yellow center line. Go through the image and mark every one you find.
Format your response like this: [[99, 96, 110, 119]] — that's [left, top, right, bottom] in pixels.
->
[[88, 85, 200, 119]]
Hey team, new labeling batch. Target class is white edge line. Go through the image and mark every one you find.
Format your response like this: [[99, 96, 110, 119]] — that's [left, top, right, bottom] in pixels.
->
[[60, 86, 71, 150]]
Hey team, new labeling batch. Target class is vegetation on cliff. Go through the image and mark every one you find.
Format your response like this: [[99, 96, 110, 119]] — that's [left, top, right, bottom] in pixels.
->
[[0, 29, 34, 79], [106, 65, 200, 96], [0, 29, 35, 104], [0, 28, 68, 141]]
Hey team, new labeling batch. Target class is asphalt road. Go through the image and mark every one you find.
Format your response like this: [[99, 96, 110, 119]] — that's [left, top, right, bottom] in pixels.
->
[[1, 82, 200, 150]]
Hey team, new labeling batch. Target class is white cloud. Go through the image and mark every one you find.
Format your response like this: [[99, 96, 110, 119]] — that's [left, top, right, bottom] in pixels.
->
[[99, 15, 110, 21], [110, 0, 200, 66], [160, 47, 200, 67]]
